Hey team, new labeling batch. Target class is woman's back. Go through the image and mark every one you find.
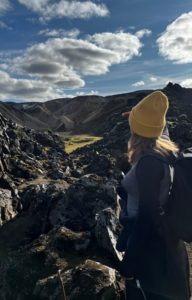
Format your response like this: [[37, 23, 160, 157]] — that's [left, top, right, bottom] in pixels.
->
[[119, 154, 191, 300], [121, 151, 172, 219]]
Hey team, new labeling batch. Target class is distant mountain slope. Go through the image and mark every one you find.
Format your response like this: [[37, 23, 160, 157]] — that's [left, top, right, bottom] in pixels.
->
[[1, 83, 192, 134], [0, 102, 48, 130]]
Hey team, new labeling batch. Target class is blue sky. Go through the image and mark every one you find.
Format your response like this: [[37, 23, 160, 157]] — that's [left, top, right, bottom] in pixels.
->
[[0, 0, 192, 102]]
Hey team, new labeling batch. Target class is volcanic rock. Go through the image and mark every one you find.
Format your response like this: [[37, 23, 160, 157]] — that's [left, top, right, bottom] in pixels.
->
[[95, 208, 122, 260], [50, 226, 91, 252], [0, 188, 17, 226], [49, 174, 119, 231], [33, 259, 125, 300]]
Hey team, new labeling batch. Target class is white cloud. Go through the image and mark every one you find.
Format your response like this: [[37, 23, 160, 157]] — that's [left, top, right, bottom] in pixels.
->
[[0, 0, 11, 15], [2, 29, 150, 101], [157, 12, 192, 64], [149, 76, 157, 82], [13, 31, 148, 78], [0, 70, 62, 101], [0, 69, 99, 101], [88, 90, 99, 95], [17, 0, 109, 22], [136, 29, 152, 38], [132, 81, 145, 87], [76, 90, 99, 96], [88, 31, 145, 62], [38, 28, 80, 38], [180, 78, 192, 88], [0, 20, 11, 29]]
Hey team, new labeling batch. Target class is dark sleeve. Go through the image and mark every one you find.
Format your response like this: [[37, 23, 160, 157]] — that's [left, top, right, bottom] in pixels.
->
[[161, 124, 170, 140], [118, 156, 164, 277]]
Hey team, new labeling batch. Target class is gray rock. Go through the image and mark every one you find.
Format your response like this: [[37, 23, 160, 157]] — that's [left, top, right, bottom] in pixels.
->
[[95, 208, 123, 260], [10, 159, 38, 180], [0, 159, 4, 173], [21, 184, 49, 212], [20, 139, 34, 154], [0, 188, 17, 226], [50, 226, 91, 252], [0, 173, 17, 196], [33, 260, 124, 300], [1, 141, 10, 155], [47, 169, 65, 180], [49, 174, 118, 231]]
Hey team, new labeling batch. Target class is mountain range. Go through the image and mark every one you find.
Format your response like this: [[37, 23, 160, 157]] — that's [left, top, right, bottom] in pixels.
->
[[1, 82, 192, 134]]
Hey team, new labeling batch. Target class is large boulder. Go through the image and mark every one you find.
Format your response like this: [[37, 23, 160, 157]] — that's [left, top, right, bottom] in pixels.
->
[[20, 184, 67, 237], [33, 259, 125, 300], [49, 174, 119, 231]]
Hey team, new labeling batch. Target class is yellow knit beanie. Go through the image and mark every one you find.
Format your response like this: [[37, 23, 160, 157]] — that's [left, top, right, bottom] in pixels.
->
[[129, 91, 169, 138]]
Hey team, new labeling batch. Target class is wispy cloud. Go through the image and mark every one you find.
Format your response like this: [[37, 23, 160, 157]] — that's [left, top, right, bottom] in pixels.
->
[[157, 11, 192, 64], [0, 0, 11, 15], [131, 74, 192, 91], [149, 76, 157, 82], [132, 80, 145, 87], [38, 28, 80, 38], [0, 20, 12, 30], [76, 90, 99, 96], [180, 78, 192, 88], [136, 29, 152, 38], [131, 74, 167, 89], [17, 0, 109, 22]]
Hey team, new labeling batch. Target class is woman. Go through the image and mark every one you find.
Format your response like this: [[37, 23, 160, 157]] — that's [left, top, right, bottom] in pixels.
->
[[116, 91, 191, 300]]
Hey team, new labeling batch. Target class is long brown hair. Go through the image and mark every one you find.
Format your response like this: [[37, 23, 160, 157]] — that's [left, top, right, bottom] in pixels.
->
[[128, 133, 179, 165]]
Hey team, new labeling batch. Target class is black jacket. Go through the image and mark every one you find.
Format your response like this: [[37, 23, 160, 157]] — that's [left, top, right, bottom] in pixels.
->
[[117, 155, 191, 300]]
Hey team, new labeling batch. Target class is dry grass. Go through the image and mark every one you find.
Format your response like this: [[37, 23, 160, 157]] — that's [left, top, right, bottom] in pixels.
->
[[59, 132, 103, 153]]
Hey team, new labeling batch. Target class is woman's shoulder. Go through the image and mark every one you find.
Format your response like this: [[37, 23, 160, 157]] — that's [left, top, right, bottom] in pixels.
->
[[137, 151, 173, 164], [136, 153, 166, 177]]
